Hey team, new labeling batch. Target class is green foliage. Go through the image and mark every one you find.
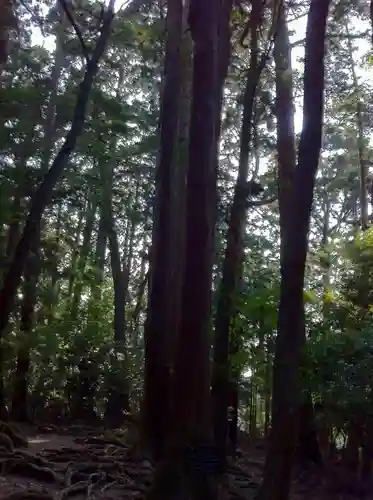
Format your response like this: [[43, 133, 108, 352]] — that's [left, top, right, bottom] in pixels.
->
[[1, 0, 373, 435]]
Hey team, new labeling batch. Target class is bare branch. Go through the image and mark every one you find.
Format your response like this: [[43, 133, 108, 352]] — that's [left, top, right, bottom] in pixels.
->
[[118, 0, 153, 14], [58, 0, 90, 63], [247, 195, 277, 208], [292, 31, 371, 48]]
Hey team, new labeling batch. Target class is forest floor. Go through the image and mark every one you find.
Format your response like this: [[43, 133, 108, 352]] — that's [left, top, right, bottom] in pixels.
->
[[0, 422, 371, 500]]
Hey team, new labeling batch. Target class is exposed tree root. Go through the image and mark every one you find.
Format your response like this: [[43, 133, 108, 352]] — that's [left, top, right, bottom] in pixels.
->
[[0, 424, 361, 500], [0, 492, 54, 500], [0, 422, 28, 448], [0, 424, 156, 499], [0, 433, 14, 452]]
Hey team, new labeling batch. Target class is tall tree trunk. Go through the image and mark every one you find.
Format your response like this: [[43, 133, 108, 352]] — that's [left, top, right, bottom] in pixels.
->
[[109, 228, 126, 345], [131, 257, 149, 346], [211, 0, 266, 465], [67, 209, 84, 297], [40, 1, 66, 173], [171, 0, 219, 441], [166, 0, 192, 381], [70, 194, 97, 320], [0, 3, 114, 350], [321, 194, 331, 308], [345, 20, 372, 481], [258, 1, 331, 499], [276, 3, 321, 468], [264, 338, 272, 438], [274, 3, 296, 255], [46, 201, 63, 324], [10, 249, 40, 421], [98, 66, 132, 424], [0, 0, 16, 65], [143, 0, 183, 460], [0, 142, 34, 418], [345, 20, 369, 230], [10, 11, 67, 420], [105, 224, 130, 423], [93, 208, 107, 295], [105, 177, 135, 423], [147, 1, 226, 498], [122, 184, 139, 310]]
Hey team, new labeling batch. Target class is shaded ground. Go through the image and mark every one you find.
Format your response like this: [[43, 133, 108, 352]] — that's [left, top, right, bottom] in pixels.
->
[[0, 423, 371, 500]]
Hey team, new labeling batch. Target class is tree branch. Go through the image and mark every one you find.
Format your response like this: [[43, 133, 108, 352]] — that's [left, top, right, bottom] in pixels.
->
[[292, 31, 370, 48], [58, 0, 90, 63], [119, 0, 153, 14], [247, 195, 277, 208]]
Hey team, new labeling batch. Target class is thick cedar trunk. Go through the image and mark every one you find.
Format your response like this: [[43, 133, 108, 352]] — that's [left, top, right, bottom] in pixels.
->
[[171, 0, 219, 440], [143, 0, 183, 460], [146, 2, 222, 498], [258, 1, 331, 499], [212, 0, 264, 464], [0, 4, 114, 346], [166, 0, 191, 380]]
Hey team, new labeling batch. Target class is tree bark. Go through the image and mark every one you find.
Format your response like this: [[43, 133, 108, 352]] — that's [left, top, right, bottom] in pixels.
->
[[344, 20, 368, 231], [10, 249, 40, 422], [9, 8, 67, 419], [274, 2, 296, 256], [276, 3, 321, 468], [105, 225, 130, 423], [171, 0, 220, 442], [70, 194, 98, 320], [143, 0, 183, 460], [258, 1, 331, 498], [146, 2, 223, 498], [211, 0, 267, 465]]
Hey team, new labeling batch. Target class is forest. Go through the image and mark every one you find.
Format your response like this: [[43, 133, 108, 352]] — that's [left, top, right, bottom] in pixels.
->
[[0, 0, 373, 498]]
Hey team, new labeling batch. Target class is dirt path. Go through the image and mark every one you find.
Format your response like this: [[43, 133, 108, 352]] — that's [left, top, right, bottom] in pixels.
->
[[0, 423, 371, 500], [0, 423, 154, 500]]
